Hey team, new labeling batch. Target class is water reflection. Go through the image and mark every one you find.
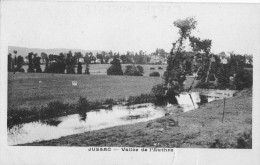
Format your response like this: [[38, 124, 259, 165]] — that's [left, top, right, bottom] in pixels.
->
[[8, 103, 165, 145], [79, 112, 87, 122], [40, 119, 62, 126]]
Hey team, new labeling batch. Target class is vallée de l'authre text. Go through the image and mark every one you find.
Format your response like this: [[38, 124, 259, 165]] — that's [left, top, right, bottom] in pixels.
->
[[88, 147, 174, 152]]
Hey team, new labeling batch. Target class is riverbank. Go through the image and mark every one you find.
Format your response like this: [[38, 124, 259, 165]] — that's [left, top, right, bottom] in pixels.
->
[[22, 89, 252, 148]]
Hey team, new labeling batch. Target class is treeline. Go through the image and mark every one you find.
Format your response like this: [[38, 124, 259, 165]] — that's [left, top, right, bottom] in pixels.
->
[[7, 49, 169, 74]]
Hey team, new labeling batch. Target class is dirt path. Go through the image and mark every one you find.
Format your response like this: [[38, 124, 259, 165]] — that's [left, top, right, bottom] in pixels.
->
[[22, 89, 252, 148]]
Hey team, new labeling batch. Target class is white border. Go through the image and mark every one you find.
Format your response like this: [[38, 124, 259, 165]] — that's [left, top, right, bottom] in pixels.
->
[[1, 1, 260, 165]]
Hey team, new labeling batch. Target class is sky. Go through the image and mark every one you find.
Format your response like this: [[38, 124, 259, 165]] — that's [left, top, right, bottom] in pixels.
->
[[1, 1, 260, 55]]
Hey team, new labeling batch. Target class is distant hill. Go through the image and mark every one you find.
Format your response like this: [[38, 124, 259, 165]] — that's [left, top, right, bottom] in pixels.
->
[[8, 46, 103, 57]]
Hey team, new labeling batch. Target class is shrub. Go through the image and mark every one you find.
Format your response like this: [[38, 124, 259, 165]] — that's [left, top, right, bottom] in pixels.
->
[[124, 65, 143, 76], [149, 72, 160, 77], [103, 98, 114, 105], [151, 84, 167, 105], [7, 107, 38, 128], [77, 97, 90, 121], [41, 100, 69, 117], [158, 66, 163, 70], [77, 97, 90, 113], [136, 65, 144, 74], [150, 67, 155, 70], [127, 94, 155, 105]]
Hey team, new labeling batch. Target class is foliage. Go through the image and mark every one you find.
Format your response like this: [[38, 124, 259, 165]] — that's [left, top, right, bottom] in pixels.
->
[[77, 62, 82, 74], [46, 53, 66, 74], [77, 97, 90, 121], [124, 65, 143, 76], [152, 48, 168, 58], [27, 52, 34, 73], [234, 69, 253, 90], [84, 53, 91, 74], [33, 55, 42, 73], [164, 17, 198, 96], [42, 101, 69, 117], [136, 65, 144, 74], [151, 84, 167, 105], [107, 57, 123, 75], [210, 130, 252, 149], [66, 51, 77, 74], [8, 53, 13, 72], [195, 82, 216, 89], [15, 56, 25, 72], [127, 94, 155, 105], [173, 17, 197, 41], [149, 72, 160, 77]]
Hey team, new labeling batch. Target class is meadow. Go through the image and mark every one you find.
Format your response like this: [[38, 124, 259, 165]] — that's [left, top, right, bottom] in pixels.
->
[[8, 72, 163, 109]]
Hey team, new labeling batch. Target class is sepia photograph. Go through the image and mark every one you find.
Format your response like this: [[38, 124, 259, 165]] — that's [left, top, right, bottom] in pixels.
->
[[1, 0, 260, 164]]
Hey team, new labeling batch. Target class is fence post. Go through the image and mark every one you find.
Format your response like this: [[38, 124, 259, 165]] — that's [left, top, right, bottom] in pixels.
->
[[222, 98, 226, 123]]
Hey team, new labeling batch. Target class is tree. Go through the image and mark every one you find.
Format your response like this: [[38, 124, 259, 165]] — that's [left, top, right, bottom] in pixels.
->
[[189, 36, 212, 82], [84, 53, 91, 74], [15, 56, 25, 72], [8, 53, 13, 72], [13, 50, 17, 65], [153, 48, 167, 58], [27, 52, 34, 73], [163, 17, 197, 96], [97, 53, 105, 64], [107, 57, 123, 75], [32, 54, 42, 73], [44, 55, 50, 73], [74, 52, 83, 63], [41, 52, 48, 63], [234, 69, 253, 90], [14, 56, 17, 66], [66, 51, 76, 74], [77, 62, 82, 74]]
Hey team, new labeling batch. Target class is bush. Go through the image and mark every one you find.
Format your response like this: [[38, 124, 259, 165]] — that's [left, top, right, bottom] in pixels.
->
[[136, 65, 144, 74], [77, 97, 90, 121], [8, 107, 38, 128], [150, 67, 155, 70], [103, 98, 114, 105], [127, 94, 155, 105], [151, 84, 167, 105], [8, 101, 70, 128], [124, 65, 143, 76], [158, 66, 163, 70], [41, 100, 69, 117], [77, 97, 90, 113], [149, 72, 160, 77]]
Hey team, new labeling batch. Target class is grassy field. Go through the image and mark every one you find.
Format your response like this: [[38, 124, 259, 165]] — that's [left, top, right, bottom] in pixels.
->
[[8, 73, 163, 109], [23, 89, 252, 148]]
